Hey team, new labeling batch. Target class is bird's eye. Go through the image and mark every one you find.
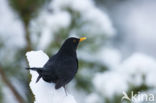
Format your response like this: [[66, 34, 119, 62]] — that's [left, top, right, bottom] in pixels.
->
[[73, 39, 76, 43]]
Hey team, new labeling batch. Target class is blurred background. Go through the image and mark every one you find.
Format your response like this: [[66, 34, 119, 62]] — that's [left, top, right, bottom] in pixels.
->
[[0, 0, 156, 103]]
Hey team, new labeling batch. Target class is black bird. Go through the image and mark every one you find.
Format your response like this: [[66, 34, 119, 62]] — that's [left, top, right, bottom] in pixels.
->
[[26, 37, 86, 91]]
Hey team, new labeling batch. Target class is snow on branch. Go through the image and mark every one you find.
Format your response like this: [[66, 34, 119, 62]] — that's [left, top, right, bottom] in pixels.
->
[[26, 50, 77, 103]]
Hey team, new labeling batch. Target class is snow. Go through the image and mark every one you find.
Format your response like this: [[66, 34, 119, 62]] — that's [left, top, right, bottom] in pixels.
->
[[97, 48, 121, 69], [0, 0, 25, 66], [33, 10, 71, 49], [120, 53, 156, 87], [51, 0, 94, 12], [85, 93, 102, 103], [26, 51, 77, 103], [0, 0, 25, 48], [26, 51, 49, 68], [78, 48, 121, 69], [93, 71, 128, 98], [31, 0, 115, 49], [92, 53, 156, 99]]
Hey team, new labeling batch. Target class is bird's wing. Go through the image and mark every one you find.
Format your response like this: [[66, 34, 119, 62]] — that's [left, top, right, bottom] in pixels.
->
[[76, 58, 78, 69], [56, 57, 78, 79], [54, 59, 77, 89], [44, 54, 57, 70], [42, 55, 58, 82]]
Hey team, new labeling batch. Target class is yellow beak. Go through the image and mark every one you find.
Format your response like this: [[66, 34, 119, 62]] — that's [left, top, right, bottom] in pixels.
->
[[79, 37, 87, 42]]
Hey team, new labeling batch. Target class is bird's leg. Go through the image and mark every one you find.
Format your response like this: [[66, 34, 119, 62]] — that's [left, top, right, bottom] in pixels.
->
[[63, 85, 68, 96]]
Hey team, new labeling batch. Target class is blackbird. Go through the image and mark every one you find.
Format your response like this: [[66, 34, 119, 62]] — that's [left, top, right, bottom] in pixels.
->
[[27, 37, 86, 91]]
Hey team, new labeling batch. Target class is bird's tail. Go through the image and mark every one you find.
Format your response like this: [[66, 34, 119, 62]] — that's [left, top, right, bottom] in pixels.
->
[[26, 67, 43, 83], [26, 67, 42, 71]]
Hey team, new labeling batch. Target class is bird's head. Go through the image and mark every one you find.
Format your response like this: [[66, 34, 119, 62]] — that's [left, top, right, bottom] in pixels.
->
[[59, 37, 87, 54]]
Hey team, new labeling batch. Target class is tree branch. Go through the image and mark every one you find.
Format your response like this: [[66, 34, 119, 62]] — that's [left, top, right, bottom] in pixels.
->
[[0, 65, 25, 103], [24, 23, 32, 51]]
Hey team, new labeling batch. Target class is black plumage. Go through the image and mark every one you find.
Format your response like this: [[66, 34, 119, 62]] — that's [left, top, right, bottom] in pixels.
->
[[27, 37, 86, 90]]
